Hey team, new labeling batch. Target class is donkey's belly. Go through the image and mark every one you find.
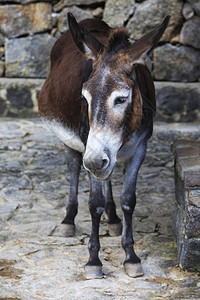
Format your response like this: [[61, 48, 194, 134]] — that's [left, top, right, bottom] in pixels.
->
[[42, 118, 85, 153]]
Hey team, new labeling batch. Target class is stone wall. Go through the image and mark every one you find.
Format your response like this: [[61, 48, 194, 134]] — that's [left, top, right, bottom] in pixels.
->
[[0, 0, 200, 120]]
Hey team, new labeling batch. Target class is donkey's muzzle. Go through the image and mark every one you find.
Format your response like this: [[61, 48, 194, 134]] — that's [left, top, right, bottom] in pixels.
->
[[83, 150, 110, 180]]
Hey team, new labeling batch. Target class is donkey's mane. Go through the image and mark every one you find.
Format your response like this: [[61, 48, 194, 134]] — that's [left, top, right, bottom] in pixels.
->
[[107, 28, 130, 53]]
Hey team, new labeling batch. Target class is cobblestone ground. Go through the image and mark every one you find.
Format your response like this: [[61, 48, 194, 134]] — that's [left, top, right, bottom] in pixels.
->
[[0, 119, 200, 300]]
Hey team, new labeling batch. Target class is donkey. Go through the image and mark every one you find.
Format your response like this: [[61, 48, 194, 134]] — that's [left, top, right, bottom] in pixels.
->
[[38, 13, 170, 279]]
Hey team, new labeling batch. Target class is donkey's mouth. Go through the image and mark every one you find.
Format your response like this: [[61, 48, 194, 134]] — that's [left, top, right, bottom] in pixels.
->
[[83, 159, 114, 181], [88, 168, 113, 181]]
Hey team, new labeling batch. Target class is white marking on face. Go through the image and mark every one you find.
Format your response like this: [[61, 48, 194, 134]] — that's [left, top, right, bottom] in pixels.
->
[[83, 125, 123, 178], [107, 89, 132, 113], [82, 89, 92, 107], [101, 66, 111, 85], [43, 118, 85, 153], [86, 126, 122, 157]]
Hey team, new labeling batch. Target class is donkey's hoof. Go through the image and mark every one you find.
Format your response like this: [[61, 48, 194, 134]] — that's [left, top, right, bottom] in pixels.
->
[[84, 265, 103, 279], [59, 223, 75, 237], [108, 222, 122, 236], [124, 263, 144, 278]]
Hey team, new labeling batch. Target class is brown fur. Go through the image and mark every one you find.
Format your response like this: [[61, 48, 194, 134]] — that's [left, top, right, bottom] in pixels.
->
[[107, 28, 130, 53], [38, 18, 156, 136], [38, 19, 112, 131], [129, 64, 155, 132]]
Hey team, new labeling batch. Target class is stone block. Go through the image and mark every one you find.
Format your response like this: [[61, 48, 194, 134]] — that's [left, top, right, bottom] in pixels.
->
[[182, 2, 194, 20], [54, 0, 104, 12], [5, 34, 56, 78], [153, 44, 200, 82], [174, 204, 185, 257], [185, 205, 200, 238], [0, 3, 52, 38], [180, 16, 200, 49], [103, 0, 135, 27], [173, 140, 200, 180], [0, 78, 44, 117], [174, 166, 185, 206], [179, 238, 200, 270], [0, 0, 35, 3], [188, 0, 200, 16], [188, 190, 200, 207], [126, 0, 183, 41], [154, 82, 200, 122], [172, 140, 200, 271]]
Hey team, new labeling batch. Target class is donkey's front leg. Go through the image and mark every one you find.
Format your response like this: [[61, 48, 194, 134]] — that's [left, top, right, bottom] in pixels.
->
[[60, 146, 82, 237], [121, 141, 147, 278], [85, 174, 105, 279]]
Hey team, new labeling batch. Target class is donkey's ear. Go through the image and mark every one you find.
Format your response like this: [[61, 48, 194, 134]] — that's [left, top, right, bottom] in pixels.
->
[[128, 15, 170, 64], [67, 12, 104, 59]]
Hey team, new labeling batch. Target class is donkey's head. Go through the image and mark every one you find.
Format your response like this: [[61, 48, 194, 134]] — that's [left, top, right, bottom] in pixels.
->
[[68, 13, 170, 180]]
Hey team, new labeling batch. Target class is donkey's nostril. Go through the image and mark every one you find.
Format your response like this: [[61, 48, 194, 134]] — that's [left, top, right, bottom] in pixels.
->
[[102, 158, 107, 169], [102, 152, 109, 170], [95, 157, 109, 171]]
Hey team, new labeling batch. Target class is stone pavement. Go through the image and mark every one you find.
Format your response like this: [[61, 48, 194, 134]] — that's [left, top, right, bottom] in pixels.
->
[[0, 119, 200, 300]]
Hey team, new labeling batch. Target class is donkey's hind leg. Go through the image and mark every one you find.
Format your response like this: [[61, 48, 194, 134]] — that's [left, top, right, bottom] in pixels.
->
[[60, 146, 82, 237], [104, 180, 122, 236]]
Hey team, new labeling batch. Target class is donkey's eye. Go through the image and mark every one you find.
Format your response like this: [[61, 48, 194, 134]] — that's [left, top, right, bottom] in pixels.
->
[[114, 97, 127, 106]]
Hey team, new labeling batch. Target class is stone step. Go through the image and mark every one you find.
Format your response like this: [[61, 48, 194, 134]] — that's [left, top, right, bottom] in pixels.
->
[[172, 140, 200, 271]]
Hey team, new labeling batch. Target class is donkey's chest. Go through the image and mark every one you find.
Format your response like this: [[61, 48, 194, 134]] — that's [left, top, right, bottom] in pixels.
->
[[43, 118, 85, 153]]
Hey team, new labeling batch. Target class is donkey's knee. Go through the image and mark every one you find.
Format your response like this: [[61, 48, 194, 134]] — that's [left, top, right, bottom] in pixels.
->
[[120, 192, 136, 215]]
